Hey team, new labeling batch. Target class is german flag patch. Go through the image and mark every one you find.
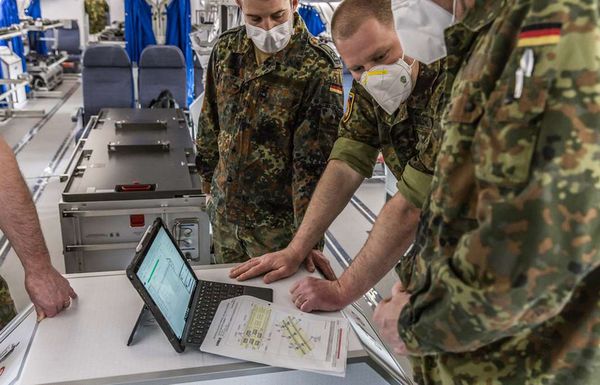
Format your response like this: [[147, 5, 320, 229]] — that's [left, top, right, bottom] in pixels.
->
[[517, 23, 561, 48], [330, 84, 344, 95]]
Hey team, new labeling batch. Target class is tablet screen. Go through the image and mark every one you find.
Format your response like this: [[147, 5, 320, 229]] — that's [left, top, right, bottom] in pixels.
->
[[136, 226, 197, 338]]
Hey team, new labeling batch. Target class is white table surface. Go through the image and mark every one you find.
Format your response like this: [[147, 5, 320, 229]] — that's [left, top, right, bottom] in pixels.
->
[[19, 266, 365, 385]]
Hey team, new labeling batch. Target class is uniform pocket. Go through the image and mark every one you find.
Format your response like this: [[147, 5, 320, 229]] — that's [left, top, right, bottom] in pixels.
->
[[474, 46, 556, 186]]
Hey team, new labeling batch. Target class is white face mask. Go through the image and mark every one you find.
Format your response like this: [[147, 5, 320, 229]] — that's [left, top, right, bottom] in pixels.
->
[[391, 0, 455, 65], [359, 57, 415, 115], [245, 12, 294, 54]]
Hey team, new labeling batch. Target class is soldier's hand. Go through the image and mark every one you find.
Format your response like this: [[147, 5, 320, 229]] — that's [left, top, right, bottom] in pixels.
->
[[373, 282, 409, 355], [304, 250, 337, 281], [229, 246, 306, 284], [290, 276, 347, 312], [25, 264, 77, 322]]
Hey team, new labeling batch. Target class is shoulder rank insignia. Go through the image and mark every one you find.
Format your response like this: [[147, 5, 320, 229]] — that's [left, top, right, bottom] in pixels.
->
[[517, 23, 562, 48], [309, 37, 343, 69]]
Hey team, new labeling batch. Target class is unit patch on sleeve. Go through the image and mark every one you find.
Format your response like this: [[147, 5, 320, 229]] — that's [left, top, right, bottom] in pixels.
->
[[342, 91, 355, 123]]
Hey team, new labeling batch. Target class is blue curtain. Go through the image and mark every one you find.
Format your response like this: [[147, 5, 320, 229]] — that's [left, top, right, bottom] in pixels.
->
[[166, 0, 194, 106], [25, 0, 48, 54], [0, 0, 26, 92], [298, 5, 326, 37], [124, 0, 156, 63]]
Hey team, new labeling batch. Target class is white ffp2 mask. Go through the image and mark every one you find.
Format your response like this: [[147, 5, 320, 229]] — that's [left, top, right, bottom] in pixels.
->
[[246, 14, 294, 54], [391, 0, 455, 65], [360, 58, 415, 115]]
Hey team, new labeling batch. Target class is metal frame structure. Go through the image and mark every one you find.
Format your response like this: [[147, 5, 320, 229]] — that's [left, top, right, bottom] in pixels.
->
[[0, 19, 67, 120]]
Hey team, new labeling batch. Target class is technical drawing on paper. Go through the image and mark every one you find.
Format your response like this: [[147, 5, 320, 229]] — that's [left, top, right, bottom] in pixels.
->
[[201, 296, 348, 375], [277, 316, 314, 356], [239, 303, 271, 349]]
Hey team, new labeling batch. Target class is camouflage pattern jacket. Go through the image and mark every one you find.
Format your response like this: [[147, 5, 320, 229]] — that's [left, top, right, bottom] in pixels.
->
[[85, 0, 108, 35], [329, 61, 445, 209], [398, 0, 600, 384], [196, 15, 343, 229]]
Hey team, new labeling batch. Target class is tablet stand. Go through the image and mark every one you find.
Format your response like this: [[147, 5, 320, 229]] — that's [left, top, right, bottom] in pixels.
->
[[127, 305, 156, 346]]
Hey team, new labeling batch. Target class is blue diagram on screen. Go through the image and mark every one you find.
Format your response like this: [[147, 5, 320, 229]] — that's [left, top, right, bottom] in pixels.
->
[[136, 227, 196, 338]]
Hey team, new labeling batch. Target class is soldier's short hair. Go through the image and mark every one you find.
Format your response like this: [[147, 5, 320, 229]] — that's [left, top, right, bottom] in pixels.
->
[[331, 0, 393, 42]]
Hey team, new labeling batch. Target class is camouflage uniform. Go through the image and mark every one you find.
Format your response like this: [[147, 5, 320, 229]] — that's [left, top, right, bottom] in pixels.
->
[[0, 275, 16, 329], [329, 60, 445, 209], [196, 15, 343, 263], [85, 0, 109, 35], [397, 1, 600, 384]]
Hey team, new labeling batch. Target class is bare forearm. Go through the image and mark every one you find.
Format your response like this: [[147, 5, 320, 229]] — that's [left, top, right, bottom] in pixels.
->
[[339, 193, 420, 303], [289, 160, 364, 257], [0, 139, 51, 272]]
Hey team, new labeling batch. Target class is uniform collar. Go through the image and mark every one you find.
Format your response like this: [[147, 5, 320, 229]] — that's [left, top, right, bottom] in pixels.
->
[[460, 0, 506, 32], [407, 60, 441, 110], [230, 13, 308, 84], [235, 13, 308, 63], [377, 61, 439, 126], [376, 95, 409, 126]]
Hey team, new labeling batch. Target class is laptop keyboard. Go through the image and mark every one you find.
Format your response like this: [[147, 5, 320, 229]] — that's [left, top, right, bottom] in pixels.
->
[[186, 281, 245, 345]]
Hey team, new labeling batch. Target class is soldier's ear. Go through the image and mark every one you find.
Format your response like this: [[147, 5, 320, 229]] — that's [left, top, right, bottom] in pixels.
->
[[291, 0, 299, 12]]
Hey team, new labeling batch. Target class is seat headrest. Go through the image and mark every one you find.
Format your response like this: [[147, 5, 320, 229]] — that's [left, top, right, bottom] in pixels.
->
[[140, 45, 185, 68], [83, 46, 131, 68], [62, 19, 79, 30]]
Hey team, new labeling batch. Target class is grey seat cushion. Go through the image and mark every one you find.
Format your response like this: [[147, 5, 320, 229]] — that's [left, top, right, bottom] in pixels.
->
[[82, 45, 133, 120], [138, 45, 187, 108]]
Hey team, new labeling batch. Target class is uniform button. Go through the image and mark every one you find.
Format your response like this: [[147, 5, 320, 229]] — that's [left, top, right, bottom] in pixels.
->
[[227, 176, 233, 183], [503, 96, 514, 105], [446, 36, 458, 49], [464, 101, 476, 112]]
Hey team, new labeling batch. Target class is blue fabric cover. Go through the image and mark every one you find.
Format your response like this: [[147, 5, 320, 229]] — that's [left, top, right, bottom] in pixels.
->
[[138, 45, 187, 108], [124, 0, 156, 63], [82, 45, 134, 121], [298, 5, 326, 36], [0, 0, 26, 92], [165, 0, 194, 105], [25, 0, 48, 54]]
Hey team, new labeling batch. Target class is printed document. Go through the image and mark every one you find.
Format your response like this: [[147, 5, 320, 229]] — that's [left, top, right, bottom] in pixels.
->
[[201, 296, 349, 376]]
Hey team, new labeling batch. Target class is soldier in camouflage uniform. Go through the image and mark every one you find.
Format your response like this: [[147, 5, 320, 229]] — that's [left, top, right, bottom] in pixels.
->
[[85, 0, 109, 35], [374, 0, 600, 384], [231, 0, 446, 313], [196, 0, 344, 264], [330, 60, 443, 210]]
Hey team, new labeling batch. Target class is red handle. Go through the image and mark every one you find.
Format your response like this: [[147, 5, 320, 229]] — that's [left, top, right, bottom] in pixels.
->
[[116, 184, 155, 192]]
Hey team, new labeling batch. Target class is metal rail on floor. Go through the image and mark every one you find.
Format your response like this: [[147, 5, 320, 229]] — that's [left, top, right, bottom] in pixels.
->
[[11, 82, 79, 156], [350, 195, 378, 224]]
